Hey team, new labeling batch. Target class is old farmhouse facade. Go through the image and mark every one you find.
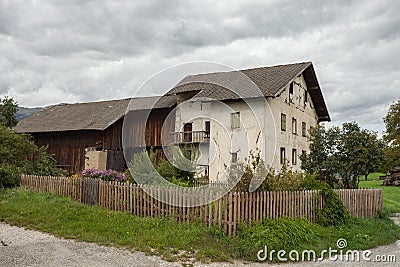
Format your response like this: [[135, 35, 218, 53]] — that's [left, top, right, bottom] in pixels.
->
[[15, 62, 330, 180]]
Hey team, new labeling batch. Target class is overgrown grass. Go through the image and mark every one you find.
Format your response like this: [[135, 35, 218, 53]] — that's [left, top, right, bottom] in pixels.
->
[[1, 188, 400, 263], [232, 216, 400, 261], [0, 188, 231, 263], [359, 173, 400, 214]]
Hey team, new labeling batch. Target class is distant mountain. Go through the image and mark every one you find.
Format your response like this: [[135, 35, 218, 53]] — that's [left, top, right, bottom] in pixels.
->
[[15, 107, 43, 121]]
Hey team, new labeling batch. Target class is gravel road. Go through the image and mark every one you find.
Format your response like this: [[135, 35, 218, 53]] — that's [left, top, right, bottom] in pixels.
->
[[1, 219, 399, 267], [0, 223, 180, 267]]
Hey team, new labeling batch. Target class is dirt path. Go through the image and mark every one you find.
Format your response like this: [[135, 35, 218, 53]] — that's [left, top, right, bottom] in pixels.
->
[[1, 220, 399, 267]]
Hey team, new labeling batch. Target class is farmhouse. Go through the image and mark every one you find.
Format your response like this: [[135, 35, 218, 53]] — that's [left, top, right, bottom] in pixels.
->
[[15, 62, 330, 180]]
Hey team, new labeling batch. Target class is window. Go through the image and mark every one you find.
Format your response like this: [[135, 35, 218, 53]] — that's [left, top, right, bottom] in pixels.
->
[[281, 113, 286, 131], [289, 82, 294, 94], [205, 121, 210, 137], [302, 122, 306, 137], [280, 147, 286, 165], [292, 118, 297, 135], [231, 152, 238, 163], [231, 112, 240, 129], [292, 148, 297, 165], [304, 91, 308, 103]]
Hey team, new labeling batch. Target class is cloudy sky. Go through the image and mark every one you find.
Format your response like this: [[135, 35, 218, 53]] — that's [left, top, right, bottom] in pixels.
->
[[0, 0, 399, 133]]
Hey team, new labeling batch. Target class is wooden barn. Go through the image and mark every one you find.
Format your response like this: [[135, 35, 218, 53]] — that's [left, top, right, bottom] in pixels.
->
[[14, 96, 176, 174]]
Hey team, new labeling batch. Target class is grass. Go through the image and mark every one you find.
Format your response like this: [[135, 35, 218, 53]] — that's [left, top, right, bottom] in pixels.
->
[[359, 173, 400, 214], [1, 188, 400, 263]]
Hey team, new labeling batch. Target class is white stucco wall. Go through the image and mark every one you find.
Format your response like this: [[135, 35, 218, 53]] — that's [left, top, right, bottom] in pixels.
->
[[267, 74, 319, 172], [174, 73, 320, 180]]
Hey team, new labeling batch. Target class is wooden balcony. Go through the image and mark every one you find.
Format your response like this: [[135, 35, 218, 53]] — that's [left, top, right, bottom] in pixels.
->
[[170, 131, 210, 144]]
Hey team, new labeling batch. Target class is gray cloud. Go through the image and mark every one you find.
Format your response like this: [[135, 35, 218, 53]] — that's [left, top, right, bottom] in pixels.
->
[[0, 0, 399, 134]]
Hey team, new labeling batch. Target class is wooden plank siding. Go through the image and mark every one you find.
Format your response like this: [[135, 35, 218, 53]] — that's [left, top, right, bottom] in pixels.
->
[[122, 108, 175, 148], [32, 130, 100, 174], [31, 107, 176, 174]]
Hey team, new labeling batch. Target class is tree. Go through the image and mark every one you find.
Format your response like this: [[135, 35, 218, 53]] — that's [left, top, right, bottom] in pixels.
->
[[383, 98, 400, 171], [300, 122, 385, 189], [0, 125, 63, 188], [0, 126, 36, 167], [300, 125, 341, 187], [360, 131, 385, 180], [0, 96, 18, 128]]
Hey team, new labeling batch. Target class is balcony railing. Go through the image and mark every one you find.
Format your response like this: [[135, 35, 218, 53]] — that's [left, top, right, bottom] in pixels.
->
[[170, 131, 210, 144]]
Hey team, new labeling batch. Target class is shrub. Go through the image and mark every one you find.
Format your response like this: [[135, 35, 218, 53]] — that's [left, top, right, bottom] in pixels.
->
[[229, 149, 324, 192], [264, 164, 323, 191], [127, 148, 195, 185], [23, 146, 66, 176], [82, 169, 127, 182], [1, 126, 64, 176], [315, 184, 350, 226], [0, 165, 20, 188], [374, 208, 390, 220]]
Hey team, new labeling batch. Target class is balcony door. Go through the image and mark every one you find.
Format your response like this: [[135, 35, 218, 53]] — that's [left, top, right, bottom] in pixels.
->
[[205, 121, 210, 138], [183, 123, 192, 142]]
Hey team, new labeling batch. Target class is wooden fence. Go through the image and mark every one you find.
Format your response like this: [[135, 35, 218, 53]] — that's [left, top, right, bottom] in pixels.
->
[[20, 175, 383, 236]]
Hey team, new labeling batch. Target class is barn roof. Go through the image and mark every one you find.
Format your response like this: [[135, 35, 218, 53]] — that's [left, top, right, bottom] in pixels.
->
[[14, 95, 176, 133], [168, 62, 330, 121]]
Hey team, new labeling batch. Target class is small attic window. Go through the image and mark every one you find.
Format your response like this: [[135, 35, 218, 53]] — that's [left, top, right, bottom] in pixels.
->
[[231, 112, 240, 129], [289, 82, 294, 94]]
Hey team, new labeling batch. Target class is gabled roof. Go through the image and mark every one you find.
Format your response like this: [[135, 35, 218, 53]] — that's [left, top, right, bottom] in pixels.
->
[[167, 62, 330, 121], [14, 95, 176, 133]]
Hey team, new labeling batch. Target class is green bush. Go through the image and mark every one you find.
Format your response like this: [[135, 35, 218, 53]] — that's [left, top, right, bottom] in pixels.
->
[[23, 146, 65, 176], [229, 149, 324, 192], [299, 172, 324, 190], [265, 164, 324, 191], [0, 165, 20, 188], [316, 185, 350, 226], [374, 208, 390, 220], [128, 148, 195, 185], [0, 126, 64, 177]]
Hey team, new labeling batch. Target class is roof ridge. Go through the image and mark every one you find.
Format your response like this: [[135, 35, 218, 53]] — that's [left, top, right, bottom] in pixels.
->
[[45, 94, 176, 107], [183, 61, 312, 78]]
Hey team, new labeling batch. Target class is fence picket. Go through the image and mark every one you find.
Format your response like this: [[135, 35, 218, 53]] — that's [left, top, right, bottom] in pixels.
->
[[19, 175, 383, 236]]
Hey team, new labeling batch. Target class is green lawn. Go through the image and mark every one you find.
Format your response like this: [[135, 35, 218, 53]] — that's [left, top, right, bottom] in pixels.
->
[[1, 188, 400, 263], [359, 173, 400, 214]]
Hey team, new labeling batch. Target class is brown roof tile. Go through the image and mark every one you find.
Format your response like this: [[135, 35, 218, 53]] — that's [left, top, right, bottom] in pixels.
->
[[168, 62, 330, 121]]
